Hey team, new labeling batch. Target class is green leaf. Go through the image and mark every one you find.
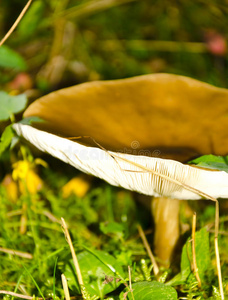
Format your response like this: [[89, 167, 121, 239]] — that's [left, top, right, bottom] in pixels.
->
[[65, 249, 125, 298], [0, 92, 27, 121], [0, 125, 15, 156], [189, 154, 228, 173], [0, 45, 27, 70], [167, 228, 212, 287], [100, 221, 125, 238], [19, 116, 45, 125], [120, 281, 177, 300], [17, 1, 45, 38]]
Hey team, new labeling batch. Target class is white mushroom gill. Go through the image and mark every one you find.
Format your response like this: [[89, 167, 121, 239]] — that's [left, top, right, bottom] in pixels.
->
[[13, 123, 228, 200]]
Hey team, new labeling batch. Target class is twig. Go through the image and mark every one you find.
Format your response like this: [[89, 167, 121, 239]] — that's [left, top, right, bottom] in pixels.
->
[[191, 213, 201, 287], [214, 200, 224, 300], [137, 224, 159, 276], [0, 291, 42, 300], [0, 0, 32, 46], [0, 247, 33, 259], [61, 218, 85, 294], [128, 266, 135, 300], [215, 201, 219, 239], [61, 274, 71, 300], [215, 237, 224, 300], [214, 201, 224, 299], [128, 266, 132, 291], [42, 210, 62, 224]]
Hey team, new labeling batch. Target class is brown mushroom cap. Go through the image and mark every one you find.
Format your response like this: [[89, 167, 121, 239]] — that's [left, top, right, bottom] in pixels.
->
[[24, 73, 228, 162]]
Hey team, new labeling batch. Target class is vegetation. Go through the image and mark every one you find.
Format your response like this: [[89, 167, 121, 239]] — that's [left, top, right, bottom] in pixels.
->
[[0, 1, 228, 299]]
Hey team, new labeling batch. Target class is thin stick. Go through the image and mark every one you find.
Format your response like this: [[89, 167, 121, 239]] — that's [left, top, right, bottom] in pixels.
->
[[61, 218, 84, 288], [214, 200, 224, 298], [61, 274, 71, 300], [0, 247, 33, 259], [42, 210, 62, 224], [191, 213, 201, 287], [0, 291, 42, 300], [128, 266, 132, 291], [215, 201, 219, 239], [0, 0, 32, 47], [128, 266, 135, 300], [214, 200, 224, 300], [215, 237, 224, 299], [137, 224, 159, 276]]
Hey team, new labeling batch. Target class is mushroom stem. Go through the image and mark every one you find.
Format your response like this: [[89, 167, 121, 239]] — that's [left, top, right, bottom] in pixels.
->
[[151, 197, 180, 266]]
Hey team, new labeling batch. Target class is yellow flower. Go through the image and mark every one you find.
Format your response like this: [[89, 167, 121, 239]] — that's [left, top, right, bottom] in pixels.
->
[[12, 161, 29, 180], [2, 174, 19, 202], [12, 160, 44, 195], [19, 169, 43, 195], [62, 176, 91, 198]]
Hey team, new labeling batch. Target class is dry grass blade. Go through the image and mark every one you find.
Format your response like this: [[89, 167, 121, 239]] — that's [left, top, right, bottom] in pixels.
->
[[0, 0, 32, 46], [61, 274, 71, 300], [137, 224, 159, 276], [214, 202, 224, 299], [128, 266, 135, 300], [61, 218, 86, 297], [128, 266, 132, 291], [42, 210, 62, 224], [0, 291, 42, 300], [191, 213, 201, 287], [0, 247, 33, 259], [215, 238, 224, 300]]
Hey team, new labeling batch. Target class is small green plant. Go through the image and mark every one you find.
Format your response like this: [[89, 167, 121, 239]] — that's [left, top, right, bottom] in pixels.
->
[[1, 1, 228, 299]]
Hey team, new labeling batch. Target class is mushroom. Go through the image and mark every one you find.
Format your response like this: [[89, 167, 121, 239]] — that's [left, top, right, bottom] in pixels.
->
[[13, 73, 228, 266]]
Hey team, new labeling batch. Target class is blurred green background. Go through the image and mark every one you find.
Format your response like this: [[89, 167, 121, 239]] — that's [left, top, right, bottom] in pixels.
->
[[0, 0, 227, 93]]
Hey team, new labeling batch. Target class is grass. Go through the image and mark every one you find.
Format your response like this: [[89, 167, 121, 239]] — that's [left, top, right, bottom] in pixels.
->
[[0, 153, 228, 299], [0, 0, 228, 298]]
